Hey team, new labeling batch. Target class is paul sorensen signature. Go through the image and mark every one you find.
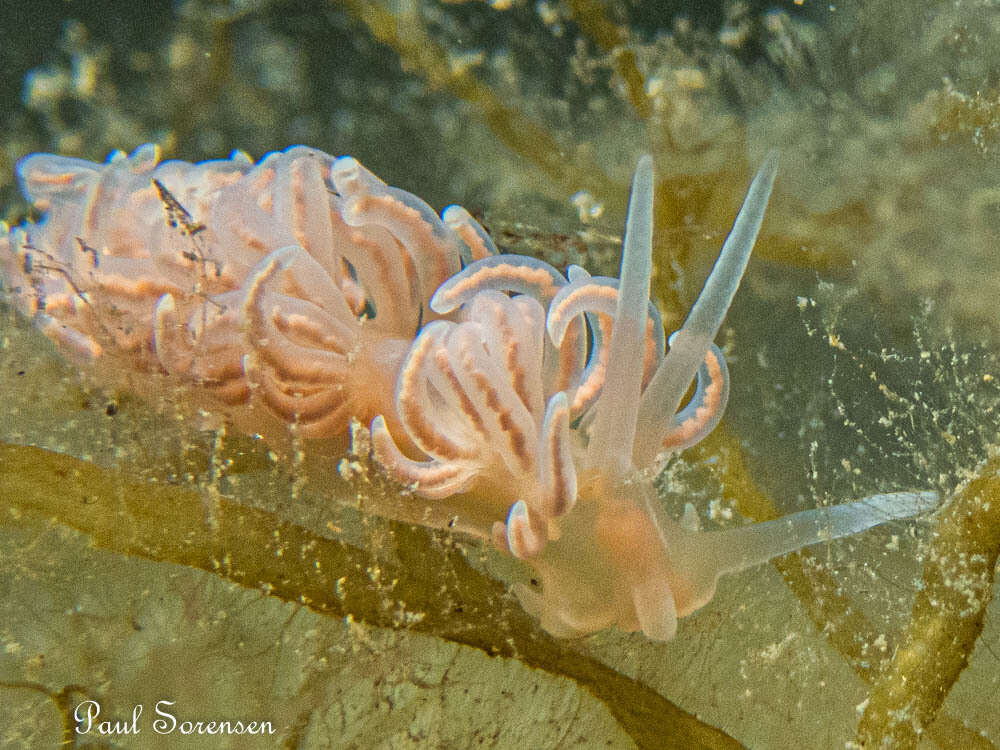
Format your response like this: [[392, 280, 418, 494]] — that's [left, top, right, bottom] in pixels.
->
[[74, 700, 275, 737]]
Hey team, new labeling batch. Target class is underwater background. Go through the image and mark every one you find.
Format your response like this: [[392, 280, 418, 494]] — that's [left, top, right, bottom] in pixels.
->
[[1, 0, 999, 748]]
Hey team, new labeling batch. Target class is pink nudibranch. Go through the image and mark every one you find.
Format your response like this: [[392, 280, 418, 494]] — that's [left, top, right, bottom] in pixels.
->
[[0, 145, 937, 641]]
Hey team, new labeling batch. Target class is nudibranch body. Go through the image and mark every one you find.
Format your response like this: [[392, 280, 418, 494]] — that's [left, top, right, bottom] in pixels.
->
[[0, 145, 936, 641], [0, 145, 490, 447]]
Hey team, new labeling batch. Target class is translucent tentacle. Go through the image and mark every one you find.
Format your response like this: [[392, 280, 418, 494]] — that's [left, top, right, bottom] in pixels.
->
[[467, 291, 547, 421], [570, 310, 611, 418], [506, 499, 545, 559], [17, 152, 102, 211], [684, 150, 779, 340], [417, 327, 493, 454], [332, 155, 463, 301], [448, 323, 538, 477], [631, 573, 678, 642], [666, 490, 938, 617], [633, 152, 778, 468], [547, 275, 664, 358], [546, 275, 665, 416], [270, 148, 336, 267], [586, 154, 654, 474], [394, 321, 475, 461]]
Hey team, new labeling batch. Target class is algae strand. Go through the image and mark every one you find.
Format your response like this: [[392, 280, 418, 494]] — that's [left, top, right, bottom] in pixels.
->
[[856, 455, 1000, 749], [336, 0, 621, 209], [0, 440, 744, 750]]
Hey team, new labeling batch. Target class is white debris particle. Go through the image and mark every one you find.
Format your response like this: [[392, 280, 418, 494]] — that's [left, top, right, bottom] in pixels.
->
[[570, 190, 604, 223], [337, 458, 365, 479], [708, 498, 734, 521]]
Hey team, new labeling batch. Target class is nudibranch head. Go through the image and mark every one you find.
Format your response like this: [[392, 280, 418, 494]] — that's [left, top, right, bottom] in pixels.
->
[[373, 152, 938, 640]]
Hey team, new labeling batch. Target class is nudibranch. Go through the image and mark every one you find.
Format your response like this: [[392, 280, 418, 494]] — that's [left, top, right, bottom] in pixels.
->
[[0, 144, 937, 641], [371, 153, 938, 640], [0, 144, 490, 447]]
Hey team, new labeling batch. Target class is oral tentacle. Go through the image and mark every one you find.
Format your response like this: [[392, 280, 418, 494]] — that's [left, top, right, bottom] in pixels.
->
[[633, 151, 778, 468], [586, 153, 654, 476]]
